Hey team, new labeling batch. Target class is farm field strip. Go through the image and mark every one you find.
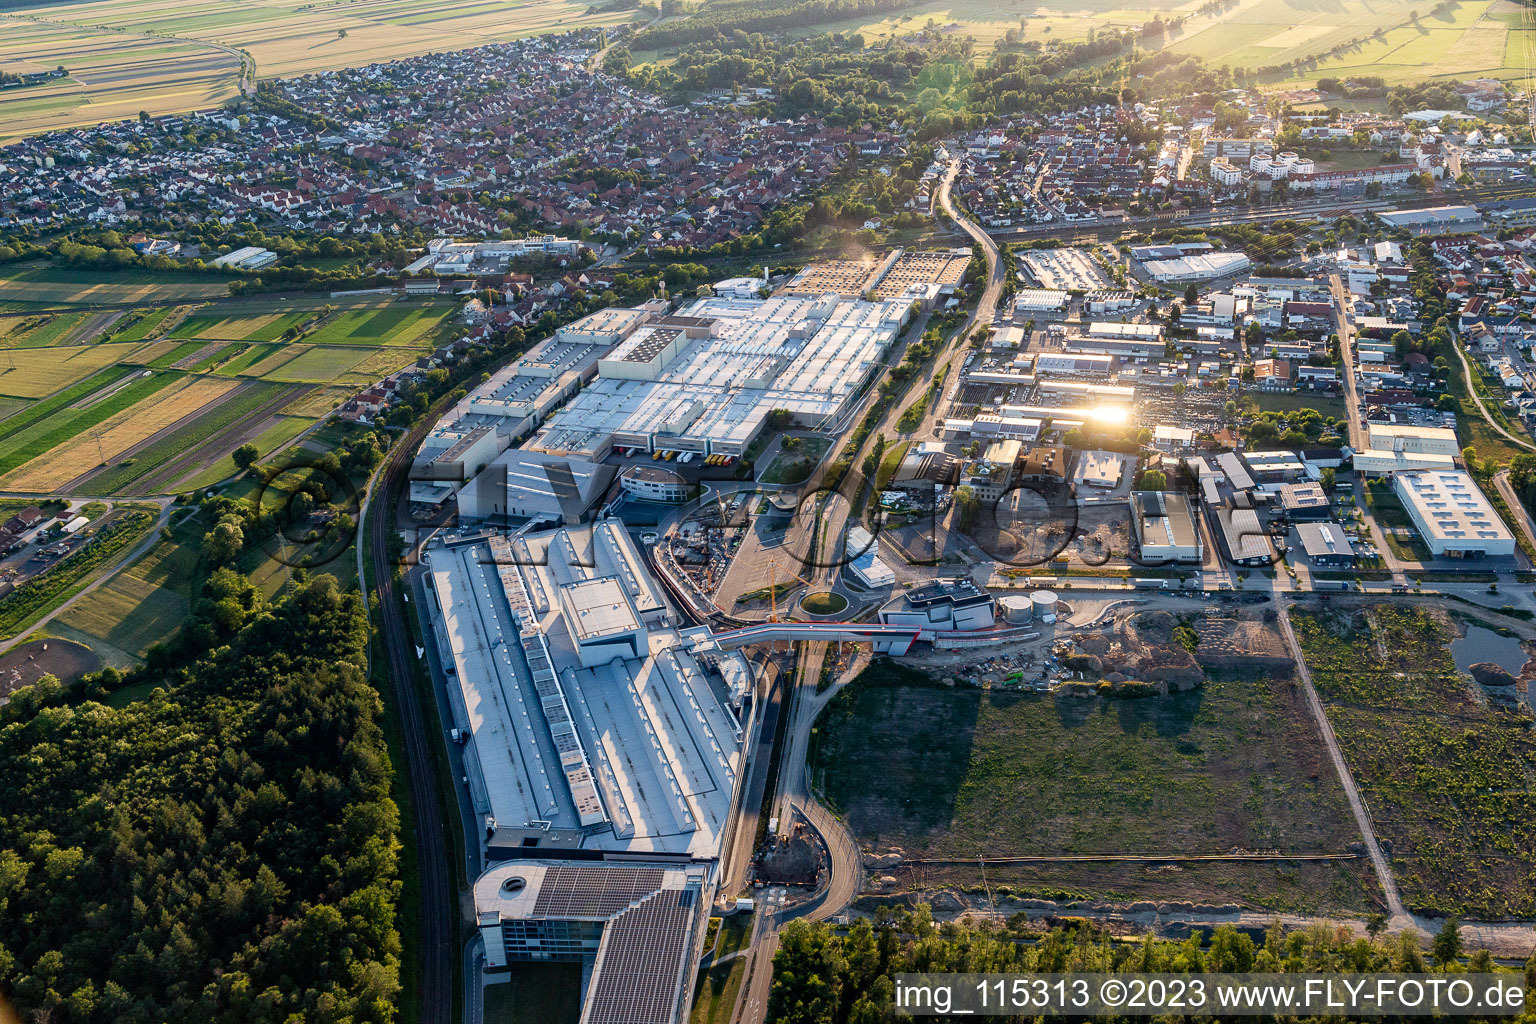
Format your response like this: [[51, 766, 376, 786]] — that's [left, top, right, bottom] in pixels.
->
[[170, 340, 228, 371], [108, 306, 180, 344], [96, 380, 300, 494], [241, 344, 308, 378], [0, 311, 92, 348], [0, 374, 238, 490], [167, 312, 282, 340], [338, 345, 430, 382], [0, 398, 30, 424], [171, 414, 315, 491], [213, 342, 283, 376], [259, 344, 373, 382], [0, 341, 145, 398], [281, 383, 354, 418], [0, 365, 135, 444], [148, 340, 209, 368], [301, 305, 455, 346], [0, 267, 230, 305]]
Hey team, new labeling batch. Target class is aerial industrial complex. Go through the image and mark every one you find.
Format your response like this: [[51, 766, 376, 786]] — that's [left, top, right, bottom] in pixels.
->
[[424, 522, 757, 1024], [413, 274, 923, 523]]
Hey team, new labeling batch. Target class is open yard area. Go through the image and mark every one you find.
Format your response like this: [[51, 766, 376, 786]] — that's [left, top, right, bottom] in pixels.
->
[[811, 658, 1378, 913], [1292, 603, 1536, 918]]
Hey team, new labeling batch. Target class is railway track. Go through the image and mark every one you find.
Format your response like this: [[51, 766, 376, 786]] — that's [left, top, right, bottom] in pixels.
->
[[366, 418, 455, 1024]]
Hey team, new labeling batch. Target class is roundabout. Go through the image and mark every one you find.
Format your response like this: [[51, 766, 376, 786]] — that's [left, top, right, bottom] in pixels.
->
[[799, 590, 849, 617]]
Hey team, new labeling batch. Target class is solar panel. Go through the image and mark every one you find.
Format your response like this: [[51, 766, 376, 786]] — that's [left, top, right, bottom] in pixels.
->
[[583, 888, 697, 1024], [532, 865, 666, 918]]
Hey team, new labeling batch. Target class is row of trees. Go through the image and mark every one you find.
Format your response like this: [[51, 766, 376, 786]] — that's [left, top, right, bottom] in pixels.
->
[[768, 910, 1510, 1024]]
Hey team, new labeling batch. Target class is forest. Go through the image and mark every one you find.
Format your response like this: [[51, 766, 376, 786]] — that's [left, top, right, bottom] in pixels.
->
[[768, 910, 1527, 1024], [0, 574, 400, 1024]]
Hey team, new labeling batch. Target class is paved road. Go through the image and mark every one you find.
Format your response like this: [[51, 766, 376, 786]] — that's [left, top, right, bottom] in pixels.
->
[[1452, 341, 1536, 455], [1494, 470, 1536, 554], [1274, 599, 1409, 927]]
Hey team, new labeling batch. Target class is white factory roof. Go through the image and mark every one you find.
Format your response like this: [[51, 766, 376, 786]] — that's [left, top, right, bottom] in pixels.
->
[[1394, 469, 1513, 549], [560, 576, 642, 643], [1366, 422, 1458, 446], [1013, 288, 1070, 310], [530, 294, 905, 457], [428, 524, 745, 859]]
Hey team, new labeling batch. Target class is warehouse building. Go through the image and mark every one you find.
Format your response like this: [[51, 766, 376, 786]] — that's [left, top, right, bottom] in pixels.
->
[[1140, 251, 1251, 283], [1297, 521, 1356, 568], [1366, 422, 1459, 455], [1130, 490, 1203, 563], [426, 523, 758, 1024], [1393, 469, 1515, 557], [1375, 205, 1483, 234]]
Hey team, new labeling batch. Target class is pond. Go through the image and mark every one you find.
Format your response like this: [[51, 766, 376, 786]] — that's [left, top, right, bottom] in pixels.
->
[[1451, 624, 1529, 677]]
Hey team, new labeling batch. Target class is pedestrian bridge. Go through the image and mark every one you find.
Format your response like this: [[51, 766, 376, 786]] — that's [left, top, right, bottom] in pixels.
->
[[691, 621, 922, 656]]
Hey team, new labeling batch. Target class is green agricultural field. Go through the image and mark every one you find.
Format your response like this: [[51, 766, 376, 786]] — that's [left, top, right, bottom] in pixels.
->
[[173, 414, 313, 491], [56, 511, 202, 660], [244, 311, 318, 341], [0, 311, 90, 348], [1292, 603, 1536, 918], [55, 571, 187, 658], [259, 345, 374, 382], [1, 0, 634, 139], [0, 369, 174, 476], [0, 265, 229, 305], [83, 380, 293, 494], [108, 307, 179, 343], [812, 658, 1377, 913], [214, 342, 285, 376], [146, 340, 208, 368], [303, 304, 456, 347]]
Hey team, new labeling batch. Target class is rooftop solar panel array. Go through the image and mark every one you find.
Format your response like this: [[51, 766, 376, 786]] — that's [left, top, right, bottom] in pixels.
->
[[531, 864, 667, 918], [583, 888, 698, 1024]]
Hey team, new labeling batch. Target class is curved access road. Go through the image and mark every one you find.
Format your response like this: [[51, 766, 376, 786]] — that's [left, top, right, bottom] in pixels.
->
[[1452, 342, 1536, 455]]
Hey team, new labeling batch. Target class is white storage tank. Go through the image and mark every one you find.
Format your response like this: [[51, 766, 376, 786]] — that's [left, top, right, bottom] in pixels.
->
[[1031, 589, 1058, 624], [999, 594, 1033, 624]]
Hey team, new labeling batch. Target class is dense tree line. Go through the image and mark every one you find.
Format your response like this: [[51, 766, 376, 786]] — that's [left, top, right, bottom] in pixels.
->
[[0, 573, 399, 1024], [769, 910, 1518, 1024], [630, 0, 911, 50]]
